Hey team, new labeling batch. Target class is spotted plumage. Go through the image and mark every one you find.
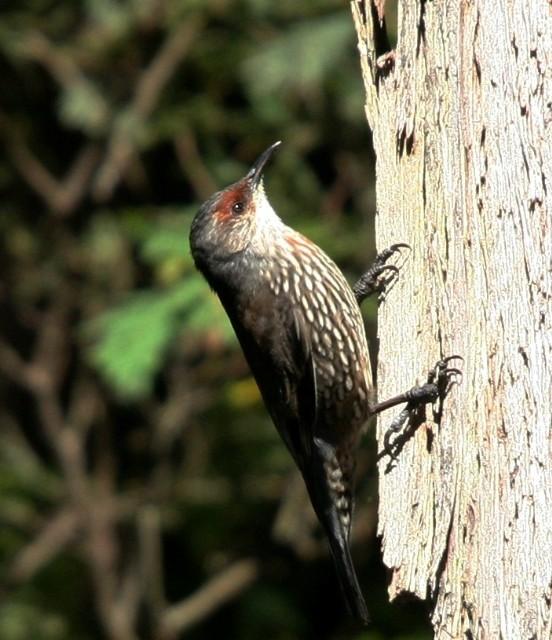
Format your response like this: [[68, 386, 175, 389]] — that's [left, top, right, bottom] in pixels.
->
[[190, 142, 371, 623]]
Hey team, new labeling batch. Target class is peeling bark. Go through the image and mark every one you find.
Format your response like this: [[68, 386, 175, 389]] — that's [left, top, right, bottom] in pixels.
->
[[351, 1, 552, 638]]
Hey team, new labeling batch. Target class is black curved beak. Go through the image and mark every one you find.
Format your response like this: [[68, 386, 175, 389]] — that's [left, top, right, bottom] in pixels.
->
[[246, 141, 281, 188]]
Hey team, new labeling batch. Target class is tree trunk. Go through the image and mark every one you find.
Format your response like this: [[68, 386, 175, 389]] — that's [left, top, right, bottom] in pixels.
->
[[351, 1, 552, 638]]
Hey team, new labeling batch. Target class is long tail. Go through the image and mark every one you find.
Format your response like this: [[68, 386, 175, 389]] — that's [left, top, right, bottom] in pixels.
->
[[324, 511, 369, 624], [302, 440, 369, 624]]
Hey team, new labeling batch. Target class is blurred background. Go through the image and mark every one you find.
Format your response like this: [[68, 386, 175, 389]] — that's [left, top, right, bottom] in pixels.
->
[[0, 1, 429, 639]]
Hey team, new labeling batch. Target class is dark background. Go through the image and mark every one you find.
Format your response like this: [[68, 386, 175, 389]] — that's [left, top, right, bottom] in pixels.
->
[[0, 1, 430, 638]]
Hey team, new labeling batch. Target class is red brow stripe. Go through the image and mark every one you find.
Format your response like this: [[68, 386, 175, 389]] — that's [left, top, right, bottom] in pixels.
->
[[214, 209, 233, 222], [214, 185, 249, 222]]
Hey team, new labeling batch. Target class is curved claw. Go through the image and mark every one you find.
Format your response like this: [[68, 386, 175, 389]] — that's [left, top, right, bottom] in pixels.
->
[[428, 357, 464, 392], [443, 367, 463, 390], [443, 367, 463, 378], [443, 367, 463, 377], [375, 243, 410, 266], [373, 264, 399, 277], [378, 354, 462, 462], [433, 356, 463, 370], [355, 243, 412, 305], [388, 242, 411, 253]]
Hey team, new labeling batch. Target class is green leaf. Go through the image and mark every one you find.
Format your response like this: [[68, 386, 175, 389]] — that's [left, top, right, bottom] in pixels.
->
[[58, 80, 110, 135], [85, 0, 130, 33], [84, 277, 235, 399], [139, 218, 194, 268], [241, 13, 353, 99], [85, 288, 181, 398], [0, 603, 68, 640]]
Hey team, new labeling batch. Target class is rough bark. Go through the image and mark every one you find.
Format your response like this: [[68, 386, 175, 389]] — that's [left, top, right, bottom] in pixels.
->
[[351, 1, 552, 638]]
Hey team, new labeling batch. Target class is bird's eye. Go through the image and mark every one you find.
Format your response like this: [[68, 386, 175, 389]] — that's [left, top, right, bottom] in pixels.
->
[[232, 201, 245, 214]]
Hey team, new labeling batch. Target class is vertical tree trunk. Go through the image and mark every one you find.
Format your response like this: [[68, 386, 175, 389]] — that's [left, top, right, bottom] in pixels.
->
[[351, 1, 552, 638]]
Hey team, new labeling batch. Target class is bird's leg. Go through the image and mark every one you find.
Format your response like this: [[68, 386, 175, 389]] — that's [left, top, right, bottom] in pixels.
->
[[353, 243, 410, 305], [370, 356, 463, 455]]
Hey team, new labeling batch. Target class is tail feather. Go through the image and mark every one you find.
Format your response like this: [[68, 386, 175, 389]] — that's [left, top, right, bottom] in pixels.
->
[[301, 439, 369, 624], [300, 438, 370, 624], [325, 515, 370, 624]]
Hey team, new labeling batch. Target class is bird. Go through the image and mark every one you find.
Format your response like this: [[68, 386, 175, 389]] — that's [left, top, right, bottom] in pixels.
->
[[189, 141, 464, 624], [190, 141, 373, 622]]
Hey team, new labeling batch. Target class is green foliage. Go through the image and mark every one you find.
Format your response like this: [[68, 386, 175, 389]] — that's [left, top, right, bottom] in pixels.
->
[[242, 14, 355, 99], [59, 79, 110, 135], [0, 434, 60, 502], [86, 273, 235, 398], [0, 1, 429, 638], [0, 603, 68, 640], [87, 284, 189, 398], [84, 208, 234, 398]]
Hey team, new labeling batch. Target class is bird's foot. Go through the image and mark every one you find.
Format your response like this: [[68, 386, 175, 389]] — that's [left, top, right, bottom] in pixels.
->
[[353, 243, 410, 304], [379, 356, 463, 460]]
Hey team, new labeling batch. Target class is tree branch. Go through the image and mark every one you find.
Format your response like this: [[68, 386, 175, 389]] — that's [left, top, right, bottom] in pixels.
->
[[93, 18, 202, 201], [158, 559, 259, 638], [173, 128, 217, 200], [8, 508, 80, 583], [18, 30, 84, 89], [5, 132, 100, 215]]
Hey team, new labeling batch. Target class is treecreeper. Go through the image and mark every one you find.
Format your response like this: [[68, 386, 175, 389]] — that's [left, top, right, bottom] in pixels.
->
[[189, 141, 460, 623]]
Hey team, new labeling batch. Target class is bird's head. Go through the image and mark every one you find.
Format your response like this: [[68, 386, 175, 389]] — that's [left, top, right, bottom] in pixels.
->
[[190, 141, 283, 266]]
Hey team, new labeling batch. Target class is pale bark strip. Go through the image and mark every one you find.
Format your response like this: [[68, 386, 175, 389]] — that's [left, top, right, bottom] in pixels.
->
[[352, 1, 552, 638]]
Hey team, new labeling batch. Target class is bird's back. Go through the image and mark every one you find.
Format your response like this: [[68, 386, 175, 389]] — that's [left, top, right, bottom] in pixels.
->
[[213, 229, 372, 622], [190, 154, 372, 622]]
